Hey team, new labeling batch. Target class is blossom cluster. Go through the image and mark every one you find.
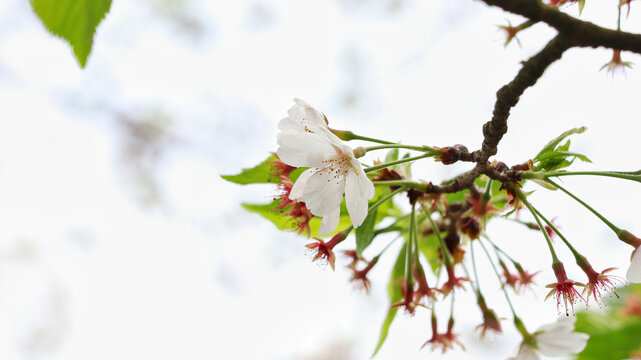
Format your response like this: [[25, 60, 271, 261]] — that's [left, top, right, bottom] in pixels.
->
[[224, 98, 641, 358]]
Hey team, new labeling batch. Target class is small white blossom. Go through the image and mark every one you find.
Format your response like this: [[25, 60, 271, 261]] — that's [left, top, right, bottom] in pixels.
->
[[508, 317, 589, 360], [277, 99, 375, 235], [626, 247, 641, 283]]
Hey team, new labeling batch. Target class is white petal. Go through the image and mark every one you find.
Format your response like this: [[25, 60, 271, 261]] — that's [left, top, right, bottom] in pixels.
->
[[344, 163, 375, 228], [351, 159, 375, 200], [278, 116, 299, 132], [508, 344, 540, 360], [290, 99, 347, 144], [301, 169, 346, 217], [627, 247, 641, 283], [535, 316, 575, 334], [277, 131, 337, 168], [289, 168, 314, 201], [289, 98, 328, 129], [536, 318, 589, 357], [318, 208, 341, 236]]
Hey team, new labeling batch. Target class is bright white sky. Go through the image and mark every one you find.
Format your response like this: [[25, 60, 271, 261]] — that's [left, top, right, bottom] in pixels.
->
[[0, 0, 640, 359]]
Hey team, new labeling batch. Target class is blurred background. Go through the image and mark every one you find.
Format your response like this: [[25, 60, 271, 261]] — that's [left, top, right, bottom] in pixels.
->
[[0, 0, 640, 359]]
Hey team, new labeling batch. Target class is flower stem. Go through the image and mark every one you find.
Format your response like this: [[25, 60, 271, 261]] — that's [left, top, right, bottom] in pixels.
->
[[363, 144, 438, 153], [373, 214, 410, 236], [545, 178, 621, 234], [364, 153, 434, 173], [405, 204, 417, 291], [513, 186, 560, 263], [372, 180, 428, 191], [420, 205, 454, 266], [477, 238, 519, 319], [526, 170, 641, 183], [367, 187, 406, 218], [330, 129, 394, 144], [471, 241, 481, 291], [528, 202, 585, 264], [478, 238, 534, 345], [484, 234, 519, 267], [412, 205, 421, 265]]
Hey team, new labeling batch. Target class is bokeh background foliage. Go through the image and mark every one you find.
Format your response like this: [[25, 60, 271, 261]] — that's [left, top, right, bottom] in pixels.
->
[[574, 284, 641, 360]]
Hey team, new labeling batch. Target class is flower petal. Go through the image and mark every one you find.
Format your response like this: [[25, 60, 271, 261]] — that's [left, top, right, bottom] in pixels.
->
[[286, 99, 346, 144], [318, 207, 341, 236], [627, 247, 641, 283], [289, 168, 314, 201], [290, 98, 328, 129], [277, 131, 337, 168], [508, 343, 540, 360], [535, 316, 575, 334], [301, 169, 346, 217], [536, 317, 588, 357], [345, 161, 375, 228]]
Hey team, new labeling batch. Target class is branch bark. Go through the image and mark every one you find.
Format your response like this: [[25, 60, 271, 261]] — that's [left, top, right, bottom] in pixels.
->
[[479, 0, 641, 53], [471, 34, 571, 163]]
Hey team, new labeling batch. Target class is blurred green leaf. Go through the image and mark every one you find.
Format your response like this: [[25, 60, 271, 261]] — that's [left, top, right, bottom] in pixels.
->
[[417, 233, 440, 271], [372, 243, 406, 357], [573, 284, 641, 360], [241, 201, 351, 236], [356, 208, 378, 257], [401, 153, 412, 179], [30, 0, 112, 68], [221, 155, 281, 185], [385, 148, 399, 163]]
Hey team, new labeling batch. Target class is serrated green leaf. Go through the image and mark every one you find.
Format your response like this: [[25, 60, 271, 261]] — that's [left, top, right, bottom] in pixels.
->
[[534, 126, 586, 161], [221, 155, 281, 185], [373, 243, 406, 357], [356, 208, 378, 257], [30, 0, 112, 68]]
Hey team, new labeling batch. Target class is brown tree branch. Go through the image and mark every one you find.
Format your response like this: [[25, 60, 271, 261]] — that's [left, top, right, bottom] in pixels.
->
[[470, 34, 571, 163], [479, 0, 641, 53]]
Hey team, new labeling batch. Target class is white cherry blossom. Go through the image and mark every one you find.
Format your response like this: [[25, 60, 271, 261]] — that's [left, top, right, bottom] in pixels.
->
[[277, 99, 375, 235], [626, 247, 641, 283], [508, 317, 589, 360]]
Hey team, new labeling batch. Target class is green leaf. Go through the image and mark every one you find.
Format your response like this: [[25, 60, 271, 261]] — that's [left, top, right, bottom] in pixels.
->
[[371, 307, 399, 358], [30, 0, 112, 68], [536, 151, 591, 163], [575, 317, 641, 360], [385, 148, 399, 163], [221, 155, 281, 185], [355, 208, 378, 257], [372, 243, 406, 357], [534, 126, 586, 161], [573, 284, 641, 360], [533, 127, 590, 172], [241, 201, 352, 236], [401, 153, 412, 178], [417, 233, 440, 271]]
